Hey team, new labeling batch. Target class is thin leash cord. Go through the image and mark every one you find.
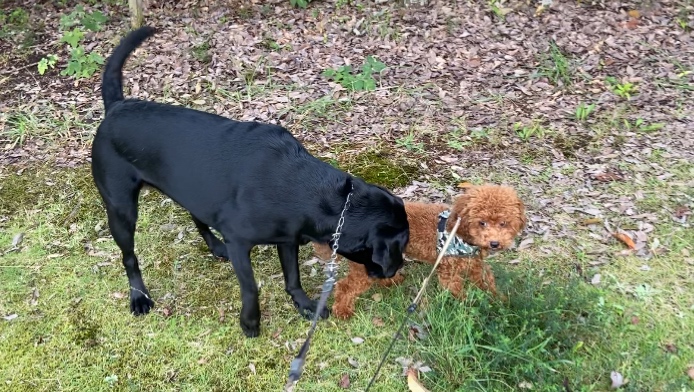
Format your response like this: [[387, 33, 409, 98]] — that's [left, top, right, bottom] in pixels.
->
[[284, 184, 354, 391], [365, 217, 462, 392]]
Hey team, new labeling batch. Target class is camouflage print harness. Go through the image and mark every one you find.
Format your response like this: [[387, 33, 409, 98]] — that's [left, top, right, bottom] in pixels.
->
[[436, 210, 479, 257]]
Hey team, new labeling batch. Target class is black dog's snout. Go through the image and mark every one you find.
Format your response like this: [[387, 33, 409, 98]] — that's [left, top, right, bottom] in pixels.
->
[[490, 241, 500, 249]]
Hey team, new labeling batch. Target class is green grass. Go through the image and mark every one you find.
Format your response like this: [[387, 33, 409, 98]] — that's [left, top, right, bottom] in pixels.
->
[[537, 40, 573, 86], [1, 107, 94, 148], [1, 158, 693, 391]]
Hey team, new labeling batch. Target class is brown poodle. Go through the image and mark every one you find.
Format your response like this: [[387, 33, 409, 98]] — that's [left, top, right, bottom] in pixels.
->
[[313, 184, 526, 319]]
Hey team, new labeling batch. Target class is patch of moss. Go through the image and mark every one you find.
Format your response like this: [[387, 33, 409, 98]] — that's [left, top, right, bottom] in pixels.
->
[[339, 149, 421, 189], [0, 167, 50, 217], [68, 307, 101, 348], [552, 132, 590, 158]]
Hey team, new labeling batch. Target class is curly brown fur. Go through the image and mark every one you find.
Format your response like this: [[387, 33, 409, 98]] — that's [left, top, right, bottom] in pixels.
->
[[313, 184, 526, 319]]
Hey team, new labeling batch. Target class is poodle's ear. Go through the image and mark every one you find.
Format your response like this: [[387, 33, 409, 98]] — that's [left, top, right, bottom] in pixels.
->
[[514, 196, 527, 231], [449, 187, 477, 228]]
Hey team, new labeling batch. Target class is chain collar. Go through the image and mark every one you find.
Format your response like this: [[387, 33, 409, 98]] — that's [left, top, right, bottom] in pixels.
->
[[436, 210, 479, 257], [326, 184, 353, 283]]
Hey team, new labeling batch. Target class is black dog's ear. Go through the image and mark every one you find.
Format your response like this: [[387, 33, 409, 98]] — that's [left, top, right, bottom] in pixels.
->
[[373, 242, 388, 268], [372, 238, 404, 277]]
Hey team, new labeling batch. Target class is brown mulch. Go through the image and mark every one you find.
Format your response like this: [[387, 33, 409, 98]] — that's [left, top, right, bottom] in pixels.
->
[[1, 0, 693, 257]]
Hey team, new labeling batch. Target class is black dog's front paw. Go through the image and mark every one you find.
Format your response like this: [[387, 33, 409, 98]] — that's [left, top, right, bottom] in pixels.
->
[[211, 243, 229, 260], [295, 299, 330, 320], [130, 288, 154, 315], [240, 319, 260, 338]]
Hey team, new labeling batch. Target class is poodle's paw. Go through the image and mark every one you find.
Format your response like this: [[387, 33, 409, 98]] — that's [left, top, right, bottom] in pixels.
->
[[331, 302, 356, 320]]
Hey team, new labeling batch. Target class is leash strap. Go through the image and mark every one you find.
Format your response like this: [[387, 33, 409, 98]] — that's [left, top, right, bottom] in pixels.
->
[[284, 184, 354, 391], [285, 275, 336, 389], [365, 217, 462, 391]]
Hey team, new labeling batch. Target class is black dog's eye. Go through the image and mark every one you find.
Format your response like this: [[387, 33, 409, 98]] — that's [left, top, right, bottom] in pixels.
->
[[479, 221, 487, 227]]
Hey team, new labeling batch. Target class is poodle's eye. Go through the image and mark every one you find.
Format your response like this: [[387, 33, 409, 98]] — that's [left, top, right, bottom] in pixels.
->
[[479, 221, 487, 227], [500, 221, 506, 227]]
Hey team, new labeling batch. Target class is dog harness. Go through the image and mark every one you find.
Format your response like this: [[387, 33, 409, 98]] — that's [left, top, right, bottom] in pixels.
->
[[436, 210, 480, 256]]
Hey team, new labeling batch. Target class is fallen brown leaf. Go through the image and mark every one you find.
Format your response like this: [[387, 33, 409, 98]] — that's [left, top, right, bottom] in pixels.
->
[[625, 18, 639, 29], [674, 206, 691, 219], [407, 368, 430, 392], [582, 218, 602, 226], [339, 373, 350, 389], [457, 182, 473, 189], [613, 232, 636, 250], [591, 171, 624, 182], [664, 343, 678, 354], [627, 10, 640, 18], [372, 317, 385, 327], [687, 367, 694, 380]]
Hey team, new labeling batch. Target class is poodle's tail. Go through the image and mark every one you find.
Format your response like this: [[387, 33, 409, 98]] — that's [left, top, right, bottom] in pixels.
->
[[101, 26, 156, 114]]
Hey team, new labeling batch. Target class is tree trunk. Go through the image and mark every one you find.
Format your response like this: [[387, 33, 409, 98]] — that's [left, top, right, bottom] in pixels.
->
[[129, 0, 144, 28]]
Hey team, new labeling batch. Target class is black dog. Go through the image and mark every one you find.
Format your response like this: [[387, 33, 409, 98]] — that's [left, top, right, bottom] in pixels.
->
[[91, 27, 409, 337]]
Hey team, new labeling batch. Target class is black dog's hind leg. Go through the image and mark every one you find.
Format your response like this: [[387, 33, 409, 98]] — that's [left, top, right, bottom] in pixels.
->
[[224, 240, 261, 337], [191, 215, 228, 260], [277, 243, 330, 320], [96, 175, 153, 315]]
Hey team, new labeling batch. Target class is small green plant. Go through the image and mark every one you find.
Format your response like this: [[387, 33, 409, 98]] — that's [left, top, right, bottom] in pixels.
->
[[470, 127, 492, 141], [513, 121, 547, 141], [191, 41, 212, 63], [3, 113, 38, 149], [538, 40, 571, 85], [261, 37, 283, 51], [37, 54, 59, 75], [0, 7, 30, 38], [8, 7, 30, 26], [676, 17, 689, 31], [605, 76, 638, 100], [488, 0, 511, 20], [623, 118, 665, 133], [59, 5, 107, 31], [336, 0, 356, 7], [575, 102, 596, 122], [50, 6, 108, 79], [63, 45, 105, 78], [322, 56, 386, 91], [445, 128, 469, 151], [675, 6, 691, 31], [395, 131, 424, 152], [289, 0, 312, 8]]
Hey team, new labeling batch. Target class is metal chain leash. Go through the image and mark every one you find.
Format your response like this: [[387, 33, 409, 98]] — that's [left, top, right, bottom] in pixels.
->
[[284, 183, 354, 391], [365, 216, 462, 391]]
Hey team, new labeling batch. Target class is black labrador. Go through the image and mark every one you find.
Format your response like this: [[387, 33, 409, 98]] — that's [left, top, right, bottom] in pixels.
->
[[91, 26, 409, 337]]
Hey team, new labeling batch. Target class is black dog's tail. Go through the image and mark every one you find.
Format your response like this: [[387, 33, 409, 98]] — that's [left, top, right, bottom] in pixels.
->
[[101, 26, 156, 113]]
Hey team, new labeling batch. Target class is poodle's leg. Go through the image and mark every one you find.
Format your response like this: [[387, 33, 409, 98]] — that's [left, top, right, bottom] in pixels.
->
[[468, 259, 498, 296], [312, 242, 333, 260], [436, 259, 468, 301], [332, 262, 374, 319]]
